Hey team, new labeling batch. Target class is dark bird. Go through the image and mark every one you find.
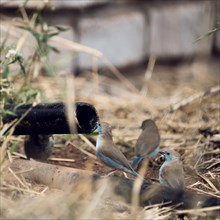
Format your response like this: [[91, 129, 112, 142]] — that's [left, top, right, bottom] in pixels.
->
[[24, 134, 54, 161]]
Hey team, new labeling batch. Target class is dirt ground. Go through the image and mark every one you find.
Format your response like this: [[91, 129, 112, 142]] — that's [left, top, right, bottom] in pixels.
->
[[1, 57, 220, 219], [17, 57, 220, 174]]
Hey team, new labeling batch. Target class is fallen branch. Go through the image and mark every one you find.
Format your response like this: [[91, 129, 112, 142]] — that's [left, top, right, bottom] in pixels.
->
[[9, 158, 93, 189], [4, 158, 219, 217]]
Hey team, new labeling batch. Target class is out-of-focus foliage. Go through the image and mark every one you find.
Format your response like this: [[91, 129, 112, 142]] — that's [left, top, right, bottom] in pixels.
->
[[196, 22, 220, 42]]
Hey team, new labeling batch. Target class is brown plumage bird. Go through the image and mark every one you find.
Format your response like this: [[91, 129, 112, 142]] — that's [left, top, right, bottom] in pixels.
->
[[159, 150, 185, 191], [131, 119, 160, 168], [96, 122, 139, 176]]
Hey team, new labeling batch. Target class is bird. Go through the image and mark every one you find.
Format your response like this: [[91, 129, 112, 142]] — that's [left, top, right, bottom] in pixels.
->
[[159, 150, 185, 191], [24, 134, 54, 161], [96, 121, 139, 177], [131, 119, 160, 168]]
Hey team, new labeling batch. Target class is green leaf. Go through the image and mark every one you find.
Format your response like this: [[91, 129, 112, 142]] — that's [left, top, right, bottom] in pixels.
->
[[9, 142, 18, 154], [55, 25, 69, 32], [195, 26, 220, 42], [1, 110, 16, 117], [2, 64, 10, 78], [48, 45, 60, 53], [23, 89, 39, 102], [18, 60, 26, 75], [47, 32, 60, 38]]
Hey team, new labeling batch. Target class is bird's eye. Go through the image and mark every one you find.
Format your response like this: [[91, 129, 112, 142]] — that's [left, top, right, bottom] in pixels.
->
[[167, 152, 170, 155]]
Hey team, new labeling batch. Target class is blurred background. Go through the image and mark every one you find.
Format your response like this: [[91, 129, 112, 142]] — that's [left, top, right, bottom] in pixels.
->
[[1, 0, 219, 122], [1, 0, 219, 75]]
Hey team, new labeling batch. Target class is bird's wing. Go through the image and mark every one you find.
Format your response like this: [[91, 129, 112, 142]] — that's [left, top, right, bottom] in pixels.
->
[[99, 138, 132, 171], [136, 128, 160, 156], [161, 160, 185, 190]]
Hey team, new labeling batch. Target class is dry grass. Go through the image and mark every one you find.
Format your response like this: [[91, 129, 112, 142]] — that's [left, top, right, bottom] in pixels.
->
[[1, 9, 220, 220]]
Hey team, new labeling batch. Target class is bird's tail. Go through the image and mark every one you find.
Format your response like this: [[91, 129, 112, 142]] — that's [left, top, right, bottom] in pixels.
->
[[132, 169, 139, 177], [131, 155, 143, 168]]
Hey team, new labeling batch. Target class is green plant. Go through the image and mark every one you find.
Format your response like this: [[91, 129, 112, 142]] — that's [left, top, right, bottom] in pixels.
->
[[0, 6, 68, 162], [196, 22, 220, 42], [0, 7, 68, 106]]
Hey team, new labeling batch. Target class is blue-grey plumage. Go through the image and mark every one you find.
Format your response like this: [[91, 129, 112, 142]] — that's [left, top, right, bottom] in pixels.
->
[[131, 119, 160, 168], [159, 150, 185, 191], [96, 122, 139, 177], [24, 134, 54, 161]]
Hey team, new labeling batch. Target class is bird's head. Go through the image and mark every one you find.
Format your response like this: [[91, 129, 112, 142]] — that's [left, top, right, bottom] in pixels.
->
[[97, 121, 112, 135], [159, 150, 180, 162], [97, 121, 102, 134], [141, 119, 156, 130]]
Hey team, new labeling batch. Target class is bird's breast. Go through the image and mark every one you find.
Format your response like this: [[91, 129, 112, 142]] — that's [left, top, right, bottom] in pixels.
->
[[96, 136, 103, 152]]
